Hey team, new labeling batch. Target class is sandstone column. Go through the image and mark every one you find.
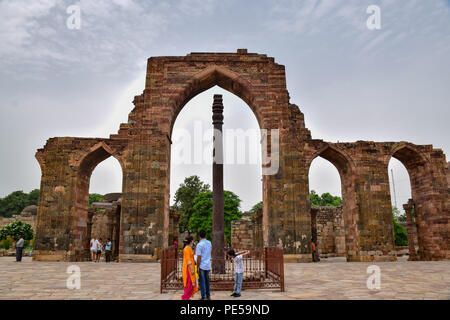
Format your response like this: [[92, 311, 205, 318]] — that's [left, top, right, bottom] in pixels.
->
[[212, 94, 225, 273], [403, 199, 418, 261]]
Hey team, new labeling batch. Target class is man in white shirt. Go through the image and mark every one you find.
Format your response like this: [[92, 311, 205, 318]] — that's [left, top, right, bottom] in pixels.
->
[[195, 230, 212, 300], [15, 235, 24, 262]]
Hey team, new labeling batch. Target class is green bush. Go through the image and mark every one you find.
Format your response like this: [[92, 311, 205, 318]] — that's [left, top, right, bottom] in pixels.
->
[[89, 193, 104, 207], [0, 221, 34, 241], [393, 218, 408, 247], [0, 237, 13, 250]]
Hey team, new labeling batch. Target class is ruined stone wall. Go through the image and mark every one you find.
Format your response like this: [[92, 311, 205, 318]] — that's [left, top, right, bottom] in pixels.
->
[[33, 50, 449, 262], [86, 199, 122, 259], [231, 209, 264, 250], [0, 214, 37, 232], [33, 138, 128, 261], [311, 206, 346, 257], [89, 209, 110, 240], [399, 221, 419, 250], [231, 217, 253, 250], [0, 206, 38, 232], [168, 209, 179, 245], [304, 140, 449, 261], [139, 50, 313, 257], [447, 162, 450, 187]]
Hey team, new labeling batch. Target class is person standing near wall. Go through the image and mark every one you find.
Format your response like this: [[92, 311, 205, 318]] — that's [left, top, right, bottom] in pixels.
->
[[15, 235, 24, 262], [181, 236, 198, 300], [311, 239, 319, 262], [227, 249, 250, 298], [96, 238, 103, 262], [90, 238, 96, 261], [105, 238, 112, 262], [195, 230, 212, 300]]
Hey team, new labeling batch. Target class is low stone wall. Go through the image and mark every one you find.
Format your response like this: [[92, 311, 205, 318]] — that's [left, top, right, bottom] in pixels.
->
[[231, 217, 253, 250], [168, 209, 179, 245], [231, 209, 263, 251], [395, 246, 409, 257], [88, 200, 121, 259], [311, 206, 346, 257], [232, 207, 346, 260], [89, 209, 110, 240], [0, 205, 38, 231]]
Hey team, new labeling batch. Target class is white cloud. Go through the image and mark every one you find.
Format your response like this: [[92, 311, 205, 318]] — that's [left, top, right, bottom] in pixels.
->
[[0, 0, 448, 212], [0, 0, 59, 55]]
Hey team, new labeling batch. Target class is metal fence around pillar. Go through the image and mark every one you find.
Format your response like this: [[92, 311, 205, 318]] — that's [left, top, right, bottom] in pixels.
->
[[160, 246, 284, 293]]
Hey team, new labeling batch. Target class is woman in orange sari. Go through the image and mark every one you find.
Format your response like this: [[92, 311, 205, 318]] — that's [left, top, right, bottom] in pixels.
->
[[181, 236, 198, 300]]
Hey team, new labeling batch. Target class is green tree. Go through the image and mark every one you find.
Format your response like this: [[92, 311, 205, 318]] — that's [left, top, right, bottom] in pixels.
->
[[392, 207, 408, 246], [310, 190, 342, 207], [0, 189, 40, 217], [310, 190, 322, 207], [393, 217, 408, 246], [0, 237, 13, 250], [89, 193, 104, 207], [188, 190, 242, 244], [0, 221, 34, 241], [28, 189, 40, 205], [392, 206, 407, 222], [250, 201, 262, 216], [0, 191, 29, 217], [173, 176, 210, 232]]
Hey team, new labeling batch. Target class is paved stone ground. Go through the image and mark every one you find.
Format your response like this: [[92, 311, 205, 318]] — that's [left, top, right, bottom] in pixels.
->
[[0, 256, 449, 300]]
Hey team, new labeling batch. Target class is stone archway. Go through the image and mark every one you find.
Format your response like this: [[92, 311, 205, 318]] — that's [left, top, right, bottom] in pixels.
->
[[125, 50, 310, 259], [306, 144, 360, 261], [73, 143, 123, 260], [33, 50, 449, 262], [389, 143, 449, 260], [33, 138, 126, 262]]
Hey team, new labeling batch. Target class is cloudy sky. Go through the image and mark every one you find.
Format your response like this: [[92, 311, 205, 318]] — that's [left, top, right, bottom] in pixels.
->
[[0, 0, 449, 212]]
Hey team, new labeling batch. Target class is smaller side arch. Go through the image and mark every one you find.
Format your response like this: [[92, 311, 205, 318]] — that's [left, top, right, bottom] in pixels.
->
[[387, 142, 448, 260], [307, 144, 356, 176], [71, 141, 124, 261], [306, 143, 360, 261], [389, 142, 430, 172]]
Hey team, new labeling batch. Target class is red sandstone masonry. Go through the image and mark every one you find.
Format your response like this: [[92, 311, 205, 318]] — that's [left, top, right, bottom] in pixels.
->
[[33, 50, 449, 262]]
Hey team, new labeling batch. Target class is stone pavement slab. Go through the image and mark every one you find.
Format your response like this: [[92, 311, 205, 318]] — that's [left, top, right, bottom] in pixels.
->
[[0, 257, 448, 300]]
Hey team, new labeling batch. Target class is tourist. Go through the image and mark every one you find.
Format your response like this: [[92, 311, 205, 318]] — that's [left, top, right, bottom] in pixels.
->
[[181, 236, 198, 300], [311, 239, 319, 262], [90, 238, 96, 261], [227, 249, 250, 298], [195, 230, 212, 300], [96, 238, 103, 262], [105, 238, 112, 262], [226, 243, 234, 261], [15, 235, 24, 262]]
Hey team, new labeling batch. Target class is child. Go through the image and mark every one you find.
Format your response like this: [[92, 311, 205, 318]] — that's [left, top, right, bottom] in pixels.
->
[[227, 249, 250, 297]]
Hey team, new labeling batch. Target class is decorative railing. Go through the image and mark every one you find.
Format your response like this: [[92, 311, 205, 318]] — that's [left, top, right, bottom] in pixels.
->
[[160, 246, 284, 293]]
